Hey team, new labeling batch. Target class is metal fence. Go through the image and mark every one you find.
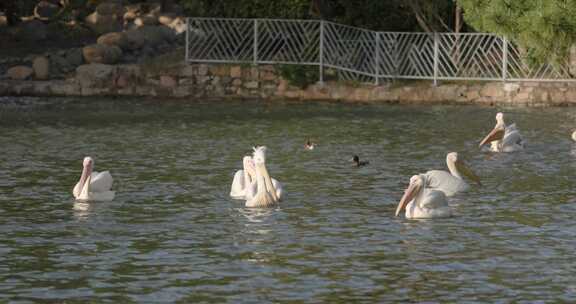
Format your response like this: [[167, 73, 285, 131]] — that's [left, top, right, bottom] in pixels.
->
[[186, 17, 576, 84]]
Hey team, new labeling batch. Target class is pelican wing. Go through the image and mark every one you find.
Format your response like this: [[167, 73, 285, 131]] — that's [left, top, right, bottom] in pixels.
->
[[424, 170, 467, 197], [90, 171, 113, 193], [230, 170, 246, 199]]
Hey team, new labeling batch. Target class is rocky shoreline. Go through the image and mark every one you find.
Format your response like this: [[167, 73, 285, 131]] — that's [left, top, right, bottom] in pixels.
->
[[2, 62, 576, 106]]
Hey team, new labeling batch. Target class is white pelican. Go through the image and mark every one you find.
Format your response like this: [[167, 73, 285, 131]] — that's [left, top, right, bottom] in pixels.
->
[[571, 130, 576, 142], [395, 174, 451, 219], [230, 148, 283, 203], [72, 156, 115, 201], [424, 152, 481, 197], [479, 112, 524, 152], [245, 146, 283, 208]]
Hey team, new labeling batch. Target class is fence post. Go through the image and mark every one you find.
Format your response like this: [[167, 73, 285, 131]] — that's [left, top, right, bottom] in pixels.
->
[[319, 20, 324, 85], [433, 32, 439, 86], [185, 17, 189, 63], [502, 36, 508, 82], [253, 19, 259, 65], [374, 32, 380, 85]]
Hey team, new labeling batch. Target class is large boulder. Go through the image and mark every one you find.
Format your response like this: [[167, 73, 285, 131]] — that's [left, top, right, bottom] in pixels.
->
[[124, 29, 146, 50], [34, 0, 61, 20], [65, 48, 84, 66], [76, 63, 115, 87], [83, 44, 123, 64], [33, 56, 50, 80], [138, 25, 176, 45], [19, 20, 47, 41], [7, 66, 34, 80], [85, 12, 122, 35], [97, 32, 129, 50]]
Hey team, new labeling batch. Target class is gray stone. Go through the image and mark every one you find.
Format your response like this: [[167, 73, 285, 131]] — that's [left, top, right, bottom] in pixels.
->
[[134, 15, 158, 27], [76, 63, 116, 87], [7, 66, 34, 80], [65, 48, 84, 66], [124, 29, 146, 50], [83, 44, 123, 64], [33, 56, 50, 80]]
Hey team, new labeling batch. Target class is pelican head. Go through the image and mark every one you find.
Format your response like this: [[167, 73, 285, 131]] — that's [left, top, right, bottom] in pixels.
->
[[395, 174, 424, 217], [479, 112, 506, 147], [446, 152, 481, 185], [252, 146, 267, 164], [74, 156, 94, 200]]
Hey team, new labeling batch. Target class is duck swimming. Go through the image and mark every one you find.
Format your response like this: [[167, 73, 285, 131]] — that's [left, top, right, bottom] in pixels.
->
[[304, 138, 315, 150], [351, 155, 369, 167]]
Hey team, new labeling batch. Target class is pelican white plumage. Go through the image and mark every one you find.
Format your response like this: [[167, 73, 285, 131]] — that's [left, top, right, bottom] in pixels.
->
[[424, 152, 481, 197], [72, 157, 115, 201], [572, 130, 576, 142], [479, 112, 524, 152], [245, 146, 283, 208], [230, 148, 283, 203], [395, 174, 451, 219]]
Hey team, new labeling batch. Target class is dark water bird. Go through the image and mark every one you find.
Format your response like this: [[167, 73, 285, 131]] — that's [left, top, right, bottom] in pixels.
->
[[351, 155, 369, 167], [304, 138, 316, 150]]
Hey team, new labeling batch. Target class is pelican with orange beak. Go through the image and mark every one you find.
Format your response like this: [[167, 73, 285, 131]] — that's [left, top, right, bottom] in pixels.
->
[[245, 146, 283, 208], [424, 152, 481, 197], [479, 112, 524, 152], [395, 174, 451, 219], [72, 157, 115, 202]]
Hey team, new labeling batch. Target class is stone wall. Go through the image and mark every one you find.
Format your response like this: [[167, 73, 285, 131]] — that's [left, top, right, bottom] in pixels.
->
[[2, 62, 576, 106]]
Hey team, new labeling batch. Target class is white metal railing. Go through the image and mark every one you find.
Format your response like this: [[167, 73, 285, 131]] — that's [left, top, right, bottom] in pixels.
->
[[185, 18, 576, 84]]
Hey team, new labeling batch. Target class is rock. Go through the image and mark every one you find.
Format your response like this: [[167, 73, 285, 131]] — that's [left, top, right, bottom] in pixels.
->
[[65, 48, 84, 66], [49, 54, 70, 73], [76, 64, 116, 87], [167, 16, 186, 34], [85, 12, 122, 35], [158, 13, 177, 26], [124, 29, 146, 50], [7, 66, 34, 80], [96, 2, 125, 16], [97, 32, 129, 50], [34, 0, 61, 20], [82, 44, 123, 64], [19, 20, 47, 41], [138, 25, 172, 45], [160, 75, 177, 87], [33, 56, 50, 80], [134, 15, 158, 27]]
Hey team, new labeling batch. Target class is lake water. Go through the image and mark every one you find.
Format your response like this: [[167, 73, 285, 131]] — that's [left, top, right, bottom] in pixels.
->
[[1, 97, 576, 302]]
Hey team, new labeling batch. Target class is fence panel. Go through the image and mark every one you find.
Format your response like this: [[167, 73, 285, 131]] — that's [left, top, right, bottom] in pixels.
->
[[187, 18, 254, 63], [186, 17, 576, 83]]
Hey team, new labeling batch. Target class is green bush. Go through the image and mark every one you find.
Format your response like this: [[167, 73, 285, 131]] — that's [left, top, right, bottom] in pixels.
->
[[277, 65, 319, 89]]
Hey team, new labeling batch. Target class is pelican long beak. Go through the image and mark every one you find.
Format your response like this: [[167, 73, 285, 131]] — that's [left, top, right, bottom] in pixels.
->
[[479, 127, 505, 147], [259, 163, 278, 202], [456, 160, 482, 186], [78, 174, 91, 201], [243, 157, 256, 182], [395, 182, 420, 217]]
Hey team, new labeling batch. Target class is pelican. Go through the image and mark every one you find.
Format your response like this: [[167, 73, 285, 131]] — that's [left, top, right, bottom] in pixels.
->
[[424, 152, 481, 197], [245, 146, 283, 208], [72, 156, 115, 201], [572, 130, 576, 142], [230, 148, 283, 203], [395, 174, 451, 219], [479, 112, 524, 152]]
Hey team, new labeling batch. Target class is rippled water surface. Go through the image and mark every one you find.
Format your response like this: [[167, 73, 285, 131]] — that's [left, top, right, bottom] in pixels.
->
[[1, 97, 576, 302]]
